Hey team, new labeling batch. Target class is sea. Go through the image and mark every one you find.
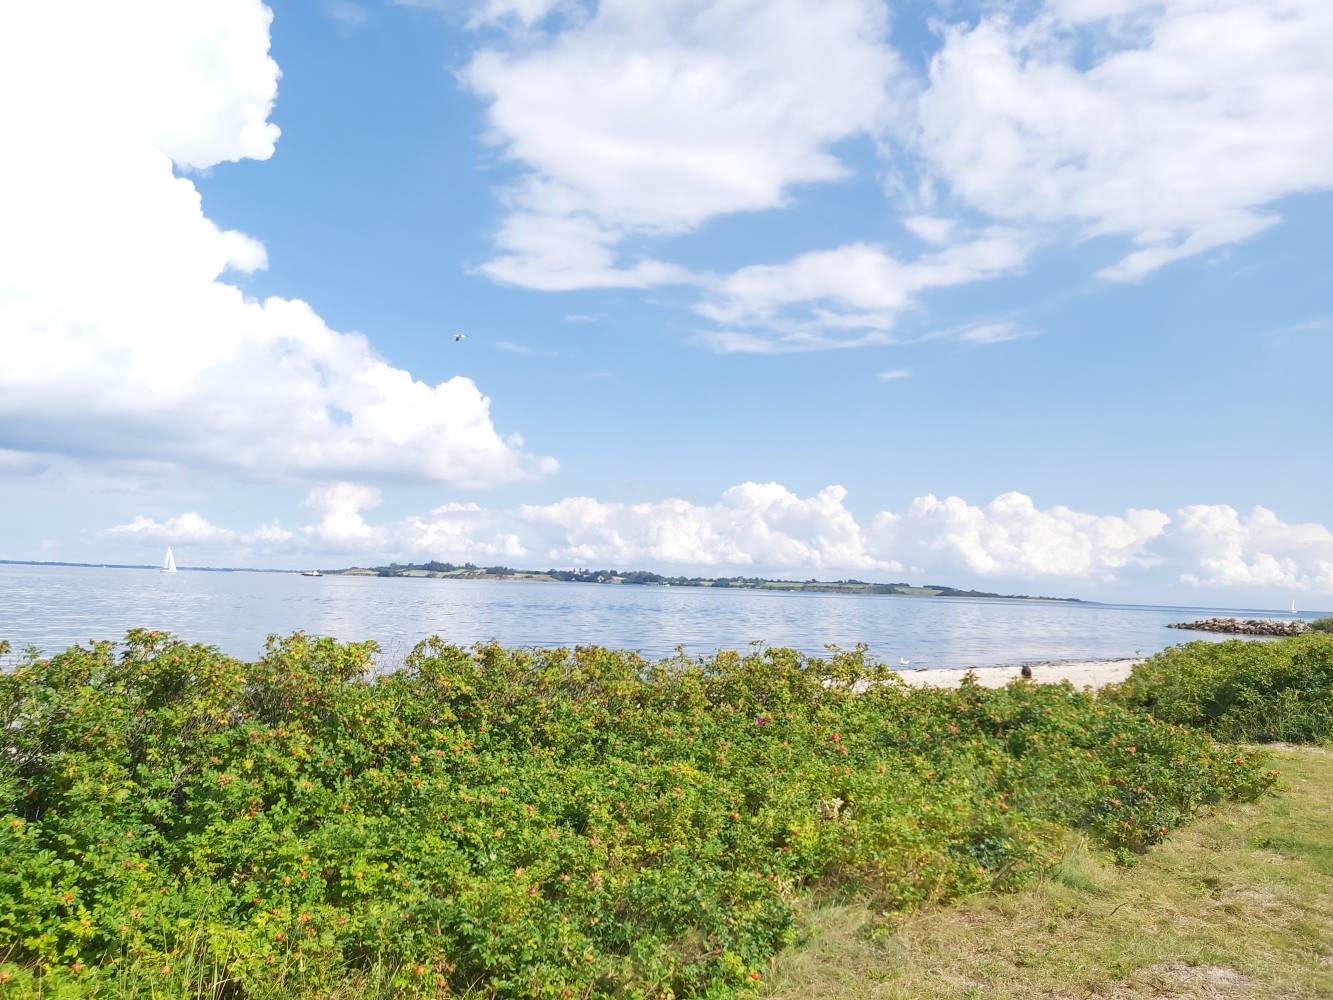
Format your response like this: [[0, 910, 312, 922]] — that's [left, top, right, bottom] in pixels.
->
[[2, 563, 1324, 671]]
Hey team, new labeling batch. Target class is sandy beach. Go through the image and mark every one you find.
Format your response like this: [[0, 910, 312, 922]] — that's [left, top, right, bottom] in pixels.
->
[[892, 658, 1141, 690]]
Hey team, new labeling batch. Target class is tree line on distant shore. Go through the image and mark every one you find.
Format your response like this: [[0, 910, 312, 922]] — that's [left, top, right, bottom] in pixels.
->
[[346, 560, 1081, 602]]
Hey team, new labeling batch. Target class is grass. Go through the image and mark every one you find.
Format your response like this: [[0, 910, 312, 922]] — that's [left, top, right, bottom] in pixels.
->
[[764, 746, 1333, 1000]]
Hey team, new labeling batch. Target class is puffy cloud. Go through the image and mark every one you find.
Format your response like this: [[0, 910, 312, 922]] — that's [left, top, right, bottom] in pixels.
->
[[0, 0, 553, 487], [399, 503, 529, 561], [104, 512, 292, 548], [106, 513, 234, 545], [108, 484, 1333, 596], [872, 493, 1170, 580], [302, 483, 385, 548], [463, 0, 903, 288], [293, 481, 898, 572], [1173, 504, 1333, 591], [915, 0, 1333, 280], [515, 482, 897, 571]]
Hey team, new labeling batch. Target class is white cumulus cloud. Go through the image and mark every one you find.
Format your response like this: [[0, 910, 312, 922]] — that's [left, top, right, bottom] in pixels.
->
[[454, 0, 1333, 348], [516, 482, 897, 571], [104, 512, 292, 548], [302, 483, 386, 548], [1173, 504, 1333, 591], [0, 0, 554, 487], [915, 0, 1333, 281], [872, 492, 1170, 580], [463, 0, 904, 290]]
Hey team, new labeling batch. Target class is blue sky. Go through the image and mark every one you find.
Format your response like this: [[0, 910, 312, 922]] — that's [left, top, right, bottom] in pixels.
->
[[1, 0, 1331, 607]]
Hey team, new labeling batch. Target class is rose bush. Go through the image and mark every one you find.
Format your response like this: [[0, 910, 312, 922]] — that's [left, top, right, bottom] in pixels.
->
[[0, 632, 1276, 997], [1107, 635, 1333, 744]]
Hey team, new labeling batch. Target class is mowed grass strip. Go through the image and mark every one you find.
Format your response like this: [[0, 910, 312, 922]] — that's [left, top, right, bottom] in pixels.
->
[[765, 747, 1333, 1000]]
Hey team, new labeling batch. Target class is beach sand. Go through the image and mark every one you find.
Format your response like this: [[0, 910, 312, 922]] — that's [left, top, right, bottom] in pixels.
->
[[891, 658, 1140, 690]]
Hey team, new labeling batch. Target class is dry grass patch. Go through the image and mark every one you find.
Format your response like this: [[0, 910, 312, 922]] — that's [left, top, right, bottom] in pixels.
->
[[765, 748, 1333, 1000]]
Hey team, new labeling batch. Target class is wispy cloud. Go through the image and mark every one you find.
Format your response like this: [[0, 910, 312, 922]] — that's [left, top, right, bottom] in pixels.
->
[[496, 339, 558, 357], [695, 328, 892, 356], [695, 231, 1032, 352], [1261, 317, 1333, 340], [327, 1, 367, 28], [912, 320, 1037, 348], [956, 322, 1036, 346], [0, 448, 50, 477], [876, 369, 911, 381]]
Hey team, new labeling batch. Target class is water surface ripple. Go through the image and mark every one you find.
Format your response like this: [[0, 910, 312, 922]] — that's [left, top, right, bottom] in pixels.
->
[[0, 564, 1319, 669]]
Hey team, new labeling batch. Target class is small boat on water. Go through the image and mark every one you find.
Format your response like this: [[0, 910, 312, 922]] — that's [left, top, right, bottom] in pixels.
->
[[1291, 599, 1298, 615], [301, 569, 323, 577], [161, 547, 177, 574]]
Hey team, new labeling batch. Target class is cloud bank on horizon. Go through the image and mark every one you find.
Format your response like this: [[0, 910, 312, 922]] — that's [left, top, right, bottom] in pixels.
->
[[105, 483, 1333, 596]]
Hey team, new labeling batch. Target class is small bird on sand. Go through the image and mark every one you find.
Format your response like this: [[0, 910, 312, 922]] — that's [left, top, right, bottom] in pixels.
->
[[899, 657, 910, 667], [454, 332, 467, 342], [1020, 664, 1033, 679]]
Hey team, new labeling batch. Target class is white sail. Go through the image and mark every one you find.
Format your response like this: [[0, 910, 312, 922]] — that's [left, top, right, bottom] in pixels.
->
[[1291, 599, 1298, 615], [162, 547, 177, 574]]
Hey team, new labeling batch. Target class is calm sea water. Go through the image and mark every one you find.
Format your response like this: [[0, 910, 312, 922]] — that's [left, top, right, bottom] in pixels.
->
[[0, 563, 1322, 669]]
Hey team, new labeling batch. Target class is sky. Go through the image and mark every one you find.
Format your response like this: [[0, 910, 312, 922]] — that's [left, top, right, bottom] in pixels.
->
[[1, 0, 1331, 608]]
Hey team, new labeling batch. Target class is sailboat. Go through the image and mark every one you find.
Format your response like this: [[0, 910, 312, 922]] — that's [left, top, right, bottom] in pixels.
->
[[161, 547, 177, 574], [1291, 599, 1298, 616]]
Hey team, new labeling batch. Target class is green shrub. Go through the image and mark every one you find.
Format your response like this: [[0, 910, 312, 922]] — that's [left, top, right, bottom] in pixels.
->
[[1107, 635, 1333, 744], [1310, 617, 1333, 634], [0, 632, 1275, 998]]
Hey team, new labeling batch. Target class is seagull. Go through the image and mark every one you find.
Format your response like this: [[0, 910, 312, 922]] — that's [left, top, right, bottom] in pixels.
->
[[454, 332, 467, 343], [898, 657, 910, 667]]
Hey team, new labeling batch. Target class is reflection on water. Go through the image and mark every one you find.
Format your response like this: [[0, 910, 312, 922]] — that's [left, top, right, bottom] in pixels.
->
[[0, 564, 1320, 669]]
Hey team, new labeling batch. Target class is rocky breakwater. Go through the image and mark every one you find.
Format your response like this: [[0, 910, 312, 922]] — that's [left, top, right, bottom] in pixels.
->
[[1168, 617, 1310, 636]]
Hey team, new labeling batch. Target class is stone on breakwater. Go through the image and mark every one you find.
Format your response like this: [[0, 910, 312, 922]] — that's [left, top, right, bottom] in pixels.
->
[[1167, 617, 1310, 636]]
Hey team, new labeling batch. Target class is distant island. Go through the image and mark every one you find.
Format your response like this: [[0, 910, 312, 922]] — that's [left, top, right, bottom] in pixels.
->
[[328, 560, 1085, 602]]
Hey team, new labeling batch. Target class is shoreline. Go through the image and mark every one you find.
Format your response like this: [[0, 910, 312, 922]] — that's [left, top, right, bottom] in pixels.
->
[[892, 657, 1140, 690]]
